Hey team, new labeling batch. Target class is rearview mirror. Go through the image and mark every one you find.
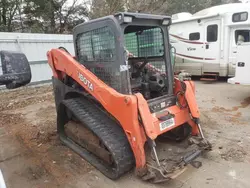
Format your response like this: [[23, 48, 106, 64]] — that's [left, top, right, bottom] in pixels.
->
[[0, 51, 31, 89]]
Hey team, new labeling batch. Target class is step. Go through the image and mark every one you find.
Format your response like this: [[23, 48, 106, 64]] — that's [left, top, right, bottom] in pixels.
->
[[200, 78, 217, 81], [202, 73, 218, 76]]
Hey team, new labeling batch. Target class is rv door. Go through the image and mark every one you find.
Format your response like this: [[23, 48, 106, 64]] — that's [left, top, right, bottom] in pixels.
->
[[229, 28, 250, 76], [228, 42, 250, 85], [203, 20, 221, 74]]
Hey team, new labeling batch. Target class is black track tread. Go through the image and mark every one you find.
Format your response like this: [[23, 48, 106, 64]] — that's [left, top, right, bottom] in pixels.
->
[[62, 97, 135, 179]]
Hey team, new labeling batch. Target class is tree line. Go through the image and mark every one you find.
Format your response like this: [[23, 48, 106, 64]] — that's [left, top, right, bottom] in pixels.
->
[[0, 0, 240, 33], [0, 0, 89, 33]]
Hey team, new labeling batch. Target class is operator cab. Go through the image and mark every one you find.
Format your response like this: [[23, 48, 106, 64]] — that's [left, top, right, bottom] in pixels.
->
[[74, 13, 174, 112]]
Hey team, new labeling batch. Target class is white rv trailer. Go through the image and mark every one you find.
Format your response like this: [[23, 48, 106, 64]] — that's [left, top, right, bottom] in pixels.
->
[[170, 3, 250, 78], [0, 32, 74, 84]]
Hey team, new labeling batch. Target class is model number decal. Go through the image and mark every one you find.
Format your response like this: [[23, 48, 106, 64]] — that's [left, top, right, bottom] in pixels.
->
[[78, 72, 94, 91]]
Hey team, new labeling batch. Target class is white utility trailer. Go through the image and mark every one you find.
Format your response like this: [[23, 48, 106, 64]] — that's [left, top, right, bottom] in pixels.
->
[[170, 3, 250, 79], [228, 42, 250, 85], [0, 32, 74, 84]]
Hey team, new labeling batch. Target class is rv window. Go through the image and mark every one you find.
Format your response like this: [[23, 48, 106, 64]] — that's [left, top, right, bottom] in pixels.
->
[[207, 25, 218, 42], [235, 30, 250, 44], [233, 12, 248, 22], [189, 32, 200, 40]]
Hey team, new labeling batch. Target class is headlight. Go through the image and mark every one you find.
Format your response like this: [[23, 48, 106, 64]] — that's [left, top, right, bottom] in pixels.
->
[[124, 16, 133, 23], [162, 19, 170, 26]]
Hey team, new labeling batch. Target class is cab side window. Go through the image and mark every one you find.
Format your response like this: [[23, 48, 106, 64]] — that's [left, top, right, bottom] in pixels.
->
[[76, 26, 116, 63]]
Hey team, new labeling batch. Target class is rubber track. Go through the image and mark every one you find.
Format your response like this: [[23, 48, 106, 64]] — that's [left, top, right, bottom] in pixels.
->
[[62, 97, 135, 179]]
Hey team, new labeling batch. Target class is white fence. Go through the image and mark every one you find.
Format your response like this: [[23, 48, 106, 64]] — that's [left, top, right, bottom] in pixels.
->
[[0, 32, 75, 83]]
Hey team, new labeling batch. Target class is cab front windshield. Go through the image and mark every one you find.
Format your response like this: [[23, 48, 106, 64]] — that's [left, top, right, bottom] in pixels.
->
[[124, 26, 168, 99], [124, 26, 165, 58]]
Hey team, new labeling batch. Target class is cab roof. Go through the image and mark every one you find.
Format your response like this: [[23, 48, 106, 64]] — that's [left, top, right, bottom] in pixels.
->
[[75, 12, 171, 28], [114, 12, 171, 21]]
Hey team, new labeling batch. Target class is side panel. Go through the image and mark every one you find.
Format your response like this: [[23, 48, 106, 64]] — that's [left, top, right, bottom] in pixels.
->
[[170, 21, 204, 75], [170, 18, 224, 76]]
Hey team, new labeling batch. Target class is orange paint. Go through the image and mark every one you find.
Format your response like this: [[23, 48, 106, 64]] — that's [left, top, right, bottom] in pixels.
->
[[47, 49, 201, 170]]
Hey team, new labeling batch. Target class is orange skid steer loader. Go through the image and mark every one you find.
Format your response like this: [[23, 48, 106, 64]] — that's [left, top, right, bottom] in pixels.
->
[[47, 13, 211, 183]]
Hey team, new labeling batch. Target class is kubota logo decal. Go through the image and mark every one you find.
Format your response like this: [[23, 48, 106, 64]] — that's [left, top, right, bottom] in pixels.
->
[[78, 72, 94, 91]]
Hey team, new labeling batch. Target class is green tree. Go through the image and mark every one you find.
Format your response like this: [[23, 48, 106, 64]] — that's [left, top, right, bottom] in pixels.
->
[[90, 0, 240, 18], [165, 0, 241, 15], [23, 0, 88, 33], [0, 0, 22, 31], [23, 0, 62, 33], [57, 0, 88, 33], [0, 0, 242, 33], [126, 0, 167, 14], [90, 0, 125, 19], [164, 0, 212, 15]]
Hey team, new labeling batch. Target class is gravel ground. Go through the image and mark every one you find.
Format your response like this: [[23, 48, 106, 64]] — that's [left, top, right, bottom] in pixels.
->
[[0, 81, 250, 188]]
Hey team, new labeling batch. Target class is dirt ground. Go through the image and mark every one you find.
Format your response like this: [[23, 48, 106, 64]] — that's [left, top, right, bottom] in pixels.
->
[[0, 81, 250, 188]]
